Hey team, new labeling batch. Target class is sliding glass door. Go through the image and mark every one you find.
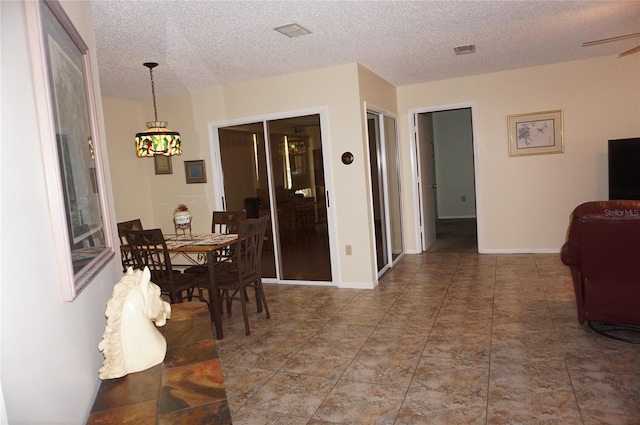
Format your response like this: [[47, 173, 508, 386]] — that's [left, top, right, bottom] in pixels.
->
[[384, 115, 403, 263], [214, 114, 332, 283], [367, 110, 404, 276]]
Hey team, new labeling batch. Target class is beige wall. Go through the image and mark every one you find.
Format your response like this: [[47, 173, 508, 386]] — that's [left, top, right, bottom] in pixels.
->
[[398, 55, 640, 252], [106, 54, 640, 287], [2, 1, 121, 422], [102, 98, 155, 226]]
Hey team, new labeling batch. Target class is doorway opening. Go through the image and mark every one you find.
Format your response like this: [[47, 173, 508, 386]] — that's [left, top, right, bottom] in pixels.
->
[[413, 105, 479, 253]]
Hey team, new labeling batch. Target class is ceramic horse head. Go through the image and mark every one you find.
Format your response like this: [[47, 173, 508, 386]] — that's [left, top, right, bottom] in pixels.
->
[[98, 267, 171, 379]]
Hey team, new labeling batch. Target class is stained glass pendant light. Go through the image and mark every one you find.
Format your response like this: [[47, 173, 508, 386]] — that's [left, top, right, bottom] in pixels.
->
[[135, 62, 182, 157]]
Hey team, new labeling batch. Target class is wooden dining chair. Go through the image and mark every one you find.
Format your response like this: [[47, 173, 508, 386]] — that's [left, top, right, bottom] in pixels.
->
[[117, 219, 143, 271], [212, 210, 246, 262], [123, 228, 205, 304], [212, 210, 246, 234], [213, 215, 270, 335]]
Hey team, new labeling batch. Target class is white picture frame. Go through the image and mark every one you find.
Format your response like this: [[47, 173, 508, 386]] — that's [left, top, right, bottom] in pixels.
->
[[27, 0, 114, 300]]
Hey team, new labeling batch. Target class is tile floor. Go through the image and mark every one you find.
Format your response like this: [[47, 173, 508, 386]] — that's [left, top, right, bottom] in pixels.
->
[[214, 253, 640, 425]]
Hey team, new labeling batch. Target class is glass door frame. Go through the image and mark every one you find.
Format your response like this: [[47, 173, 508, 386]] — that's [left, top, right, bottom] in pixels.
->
[[365, 105, 405, 278], [208, 108, 339, 286]]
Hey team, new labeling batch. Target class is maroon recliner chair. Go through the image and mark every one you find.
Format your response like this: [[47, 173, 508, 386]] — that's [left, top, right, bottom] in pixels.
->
[[561, 200, 640, 331]]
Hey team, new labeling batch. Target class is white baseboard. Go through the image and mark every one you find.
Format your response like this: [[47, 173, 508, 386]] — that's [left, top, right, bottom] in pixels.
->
[[339, 281, 376, 289], [438, 215, 477, 219], [479, 248, 561, 254]]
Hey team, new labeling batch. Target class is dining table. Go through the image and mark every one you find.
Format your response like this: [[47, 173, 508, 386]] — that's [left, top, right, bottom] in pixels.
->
[[122, 232, 238, 340]]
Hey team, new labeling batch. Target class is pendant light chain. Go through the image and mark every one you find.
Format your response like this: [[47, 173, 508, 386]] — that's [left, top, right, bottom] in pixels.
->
[[148, 66, 158, 123]]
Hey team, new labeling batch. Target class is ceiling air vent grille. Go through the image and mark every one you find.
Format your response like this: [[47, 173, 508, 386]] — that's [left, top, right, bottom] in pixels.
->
[[274, 23, 311, 38], [454, 44, 476, 55]]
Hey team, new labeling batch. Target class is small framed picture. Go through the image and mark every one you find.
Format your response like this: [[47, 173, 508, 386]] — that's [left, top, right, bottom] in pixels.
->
[[184, 160, 207, 184], [154, 155, 172, 174], [508, 110, 564, 157]]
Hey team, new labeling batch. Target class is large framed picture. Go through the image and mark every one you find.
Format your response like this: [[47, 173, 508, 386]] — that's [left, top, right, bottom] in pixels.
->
[[27, 0, 114, 300], [184, 160, 207, 184], [508, 110, 564, 157]]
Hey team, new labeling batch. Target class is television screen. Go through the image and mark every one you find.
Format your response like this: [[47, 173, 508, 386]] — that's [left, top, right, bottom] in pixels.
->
[[609, 137, 640, 200]]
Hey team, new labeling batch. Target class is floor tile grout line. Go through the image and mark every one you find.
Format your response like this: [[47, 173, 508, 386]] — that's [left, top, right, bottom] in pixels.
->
[[535, 254, 587, 424], [391, 256, 466, 424], [306, 256, 432, 423], [485, 252, 498, 425], [303, 270, 424, 423]]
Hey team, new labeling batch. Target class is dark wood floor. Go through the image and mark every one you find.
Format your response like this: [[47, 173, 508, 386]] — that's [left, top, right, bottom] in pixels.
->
[[427, 218, 478, 253]]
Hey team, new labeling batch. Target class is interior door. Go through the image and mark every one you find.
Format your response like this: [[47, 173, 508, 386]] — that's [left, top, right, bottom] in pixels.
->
[[416, 113, 437, 250]]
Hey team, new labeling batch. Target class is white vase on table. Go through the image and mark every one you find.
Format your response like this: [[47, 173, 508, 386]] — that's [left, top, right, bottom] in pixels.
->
[[174, 211, 192, 236]]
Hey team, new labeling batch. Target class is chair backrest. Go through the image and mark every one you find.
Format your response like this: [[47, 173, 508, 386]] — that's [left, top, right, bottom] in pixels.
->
[[117, 219, 143, 271], [122, 229, 179, 299], [563, 200, 640, 325], [212, 210, 246, 234], [238, 215, 269, 237], [117, 219, 143, 244], [238, 215, 269, 279], [566, 200, 640, 283], [236, 215, 270, 279]]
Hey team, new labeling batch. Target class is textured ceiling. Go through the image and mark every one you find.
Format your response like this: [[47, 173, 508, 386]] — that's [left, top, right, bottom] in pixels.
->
[[92, 0, 640, 100]]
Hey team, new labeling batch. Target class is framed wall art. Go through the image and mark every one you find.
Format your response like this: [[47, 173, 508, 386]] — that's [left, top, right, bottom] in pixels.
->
[[508, 110, 564, 157], [27, 0, 114, 300], [154, 155, 172, 174], [184, 160, 207, 183]]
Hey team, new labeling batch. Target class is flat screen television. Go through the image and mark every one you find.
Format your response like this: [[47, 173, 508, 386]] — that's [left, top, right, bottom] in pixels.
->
[[609, 137, 640, 200]]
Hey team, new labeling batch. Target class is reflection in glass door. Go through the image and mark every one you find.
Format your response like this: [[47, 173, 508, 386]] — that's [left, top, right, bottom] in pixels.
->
[[217, 122, 276, 278], [266, 116, 331, 281], [367, 110, 404, 275], [384, 116, 403, 263], [214, 114, 332, 283], [367, 113, 388, 273]]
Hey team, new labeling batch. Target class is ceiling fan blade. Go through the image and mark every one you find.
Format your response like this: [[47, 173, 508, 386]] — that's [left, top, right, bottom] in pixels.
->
[[618, 45, 640, 58], [582, 32, 640, 47]]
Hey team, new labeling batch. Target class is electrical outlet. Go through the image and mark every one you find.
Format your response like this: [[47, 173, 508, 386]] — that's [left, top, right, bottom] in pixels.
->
[[461, 195, 466, 202], [346, 245, 352, 255]]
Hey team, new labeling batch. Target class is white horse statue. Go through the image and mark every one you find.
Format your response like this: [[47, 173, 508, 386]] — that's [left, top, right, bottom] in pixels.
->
[[98, 267, 171, 379]]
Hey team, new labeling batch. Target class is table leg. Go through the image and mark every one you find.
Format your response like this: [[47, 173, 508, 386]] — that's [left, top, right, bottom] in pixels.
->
[[207, 251, 224, 339]]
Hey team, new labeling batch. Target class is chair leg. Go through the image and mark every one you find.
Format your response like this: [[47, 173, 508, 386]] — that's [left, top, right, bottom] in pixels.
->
[[225, 289, 234, 317], [239, 285, 251, 336], [187, 287, 194, 301], [217, 289, 225, 317], [256, 280, 270, 319], [197, 287, 205, 303], [254, 285, 262, 313]]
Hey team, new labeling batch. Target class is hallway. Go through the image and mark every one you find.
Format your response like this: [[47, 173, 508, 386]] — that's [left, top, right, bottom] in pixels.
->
[[427, 218, 478, 253]]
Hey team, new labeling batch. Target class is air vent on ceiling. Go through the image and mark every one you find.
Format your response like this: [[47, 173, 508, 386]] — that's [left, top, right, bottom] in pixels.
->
[[454, 44, 476, 55], [274, 23, 311, 38]]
